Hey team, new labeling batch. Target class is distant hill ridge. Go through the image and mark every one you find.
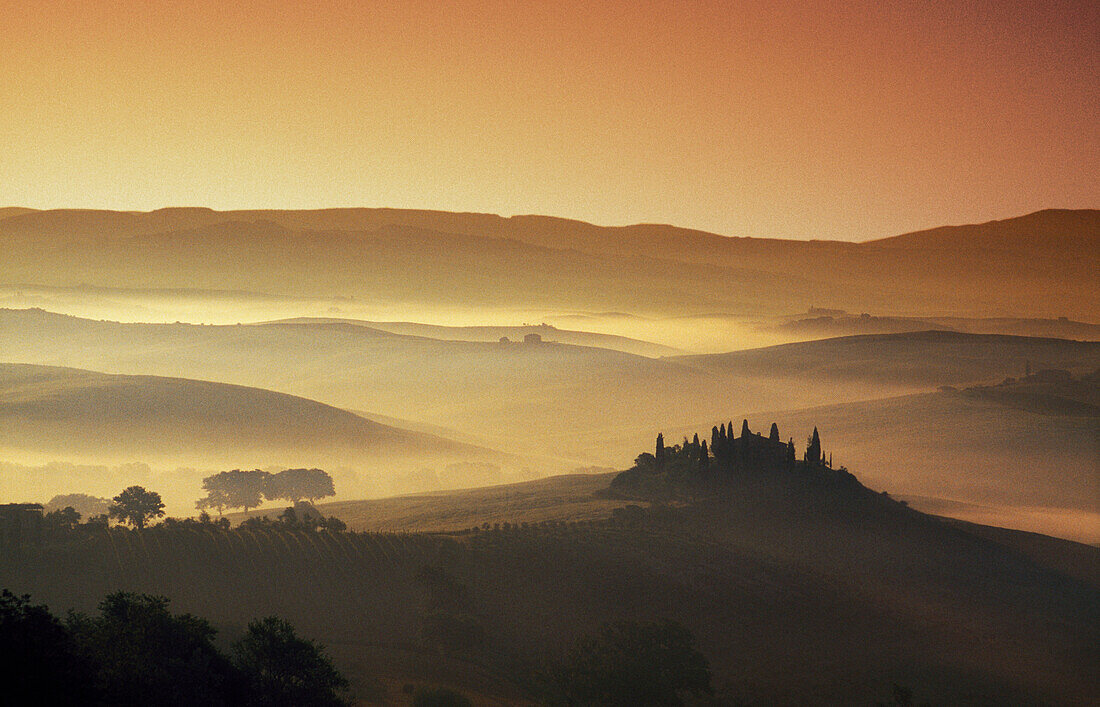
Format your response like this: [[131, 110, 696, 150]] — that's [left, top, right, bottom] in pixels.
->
[[259, 317, 682, 357], [2, 207, 1096, 318]]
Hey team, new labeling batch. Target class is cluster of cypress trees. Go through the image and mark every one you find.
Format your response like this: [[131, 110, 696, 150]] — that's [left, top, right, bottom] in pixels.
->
[[649, 421, 831, 475]]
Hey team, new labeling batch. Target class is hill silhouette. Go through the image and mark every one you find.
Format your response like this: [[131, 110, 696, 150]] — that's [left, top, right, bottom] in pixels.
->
[[674, 330, 1100, 386], [866, 208, 1100, 254], [2, 449, 1096, 704], [262, 318, 681, 357], [2, 207, 1096, 319]]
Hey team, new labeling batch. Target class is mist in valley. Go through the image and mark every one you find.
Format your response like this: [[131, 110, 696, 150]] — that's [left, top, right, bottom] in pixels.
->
[[4, 2, 1099, 702]]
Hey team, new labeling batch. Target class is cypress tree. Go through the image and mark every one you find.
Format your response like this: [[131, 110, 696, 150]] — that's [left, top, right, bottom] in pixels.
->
[[656, 433, 666, 466], [805, 427, 821, 465], [719, 423, 726, 440], [787, 438, 796, 465], [769, 423, 780, 443], [741, 419, 751, 438], [700, 440, 709, 466], [711, 426, 720, 451], [692, 432, 700, 450]]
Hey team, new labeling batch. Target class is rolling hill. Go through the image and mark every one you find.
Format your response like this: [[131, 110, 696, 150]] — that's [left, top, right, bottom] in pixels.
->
[[0, 363, 505, 513], [867, 208, 1100, 254], [673, 330, 1100, 386], [2, 207, 1097, 320], [0, 363, 480, 462], [261, 318, 682, 357], [760, 312, 1100, 343], [4, 463, 1097, 704], [4, 309, 1098, 467], [0, 309, 924, 464], [619, 382, 1099, 543]]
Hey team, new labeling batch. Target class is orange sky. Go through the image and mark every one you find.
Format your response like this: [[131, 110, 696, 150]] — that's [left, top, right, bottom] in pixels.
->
[[1, 0, 1097, 240]]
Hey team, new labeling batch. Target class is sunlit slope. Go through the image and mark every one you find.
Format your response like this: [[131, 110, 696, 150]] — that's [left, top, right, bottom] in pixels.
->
[[231, 472, 622, 532], [0, 363, 485, 466], [674, 330, 1100, 386], [2, 207, 1096, 318], [4, 468, 1097, 704]]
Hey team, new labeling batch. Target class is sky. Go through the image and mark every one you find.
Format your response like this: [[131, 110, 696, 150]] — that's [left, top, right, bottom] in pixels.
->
[[1, 0, 1097, 240]]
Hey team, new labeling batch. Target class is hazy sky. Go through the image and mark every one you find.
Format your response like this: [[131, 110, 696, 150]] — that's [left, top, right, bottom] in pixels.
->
[[2, 0, 1097, 240]]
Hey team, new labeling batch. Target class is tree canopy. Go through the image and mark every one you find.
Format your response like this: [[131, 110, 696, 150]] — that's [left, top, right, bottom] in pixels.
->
[[0, 590, 97, 706], [265, 468, 336, 504], [4, 590, 349, 707], [68, 592, 237, 707], [198, 470, 270, 514], [233, 616, 348, 707], [108, 486, 165, 529]]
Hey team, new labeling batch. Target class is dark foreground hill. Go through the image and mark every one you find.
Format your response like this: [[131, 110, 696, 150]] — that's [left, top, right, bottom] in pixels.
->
[[3, 463, 1097, 704]]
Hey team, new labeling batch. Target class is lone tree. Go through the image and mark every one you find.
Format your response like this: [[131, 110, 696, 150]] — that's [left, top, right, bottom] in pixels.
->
[[655, 433, 666, 467], [265, 468, 336, 504], [108, 486, 164, 529], [769, 422, 780, 443], [198, 469, 270, 514]]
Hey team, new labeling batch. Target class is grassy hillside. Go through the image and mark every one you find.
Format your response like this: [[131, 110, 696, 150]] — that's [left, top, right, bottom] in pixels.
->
[[2, 207, 1096, 319], [3, 467, 1096, 704], [232, 473, 622, 532]]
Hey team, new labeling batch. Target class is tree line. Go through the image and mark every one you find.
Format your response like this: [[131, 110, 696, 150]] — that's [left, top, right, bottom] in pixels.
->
[[1, 467, 342, 543], [0, 589, 348, 706], [610, 419, 850, 497], [197, 468, 335, 515], [640, 419, 835, 475]]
